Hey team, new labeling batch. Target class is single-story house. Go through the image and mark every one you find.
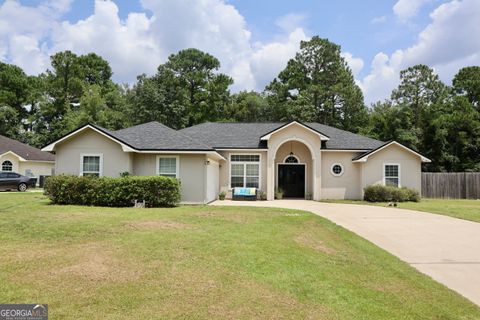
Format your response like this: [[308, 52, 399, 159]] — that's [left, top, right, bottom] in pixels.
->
[[42, 121, 430, 203], [1, 134, 55, 184]]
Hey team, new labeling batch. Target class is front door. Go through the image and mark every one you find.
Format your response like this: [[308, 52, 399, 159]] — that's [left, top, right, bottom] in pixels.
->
[[278, 164, 305, 198]]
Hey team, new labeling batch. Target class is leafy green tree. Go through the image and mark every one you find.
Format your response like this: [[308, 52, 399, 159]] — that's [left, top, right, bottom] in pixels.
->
[[391, 65, 447, 130], [130, 48, 233, 128], [127, 74, 187, 129], [453, 66, 480, 110], [0, 62, 33, 138], [31, 51, 127, 146], [78, 53, 113, 87], [437, 96, 480, 171], [224, 91, 268, 122], [363, 101, 415, 144], [265, 36, 367, 132]]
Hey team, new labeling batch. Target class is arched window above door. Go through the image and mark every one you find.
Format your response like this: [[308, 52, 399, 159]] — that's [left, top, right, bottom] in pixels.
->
[[284, 155, 299, 163]]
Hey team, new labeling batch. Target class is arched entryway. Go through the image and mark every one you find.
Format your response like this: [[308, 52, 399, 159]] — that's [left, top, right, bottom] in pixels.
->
[[274, 140, 313, 198]]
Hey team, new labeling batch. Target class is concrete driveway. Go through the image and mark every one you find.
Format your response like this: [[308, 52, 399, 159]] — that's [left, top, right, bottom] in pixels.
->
[[211, 200, 480, 306]]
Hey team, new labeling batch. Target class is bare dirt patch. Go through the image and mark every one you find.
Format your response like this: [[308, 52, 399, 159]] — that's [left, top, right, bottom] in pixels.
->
[[54, 243, 143, 282], [126, 220, 194, 231], [153, 267, 330, 320], [295, 233, 335, 254], [195, 211, 255, 224]]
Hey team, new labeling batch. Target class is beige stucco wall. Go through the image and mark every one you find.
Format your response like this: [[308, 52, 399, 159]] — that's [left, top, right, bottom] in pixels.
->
[[218, 150, 267, 198], [18, 161, 54, 177], [268, 123, 322, 200], [274, 141, 313, 195], [132, 153, 207, 204], [321, 152, 363, 199], [55, 128, 132, 177], [361, 144, 422, 193]]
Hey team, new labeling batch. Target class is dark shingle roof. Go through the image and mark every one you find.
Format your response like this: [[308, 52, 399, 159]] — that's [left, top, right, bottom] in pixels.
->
[[0, 135, 54, 161], [178, 122, 281, 149], [108, 121, 214, 151], [179, 122, 384, 150], [306, 123, 385, 150]]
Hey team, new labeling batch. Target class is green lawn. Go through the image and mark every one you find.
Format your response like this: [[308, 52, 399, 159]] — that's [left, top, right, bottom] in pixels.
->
[[322, 198, 480, 223], [1, 193, 479, 319]]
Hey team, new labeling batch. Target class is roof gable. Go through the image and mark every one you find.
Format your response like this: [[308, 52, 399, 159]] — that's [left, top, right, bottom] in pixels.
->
[[260, 121, 330, 141], [0, 135, 54, 162], [42, 125, 136, 152], [352, 141, 431, 163]]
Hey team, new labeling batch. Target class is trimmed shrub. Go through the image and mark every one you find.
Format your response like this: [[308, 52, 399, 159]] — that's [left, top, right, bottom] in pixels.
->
[[363, 184, 420, 202], [44, 175, 181, 207]]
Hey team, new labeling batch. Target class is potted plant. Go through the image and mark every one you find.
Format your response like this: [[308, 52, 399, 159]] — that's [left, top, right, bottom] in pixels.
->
[[218, 191, 226, 200], [305, 192, 312, 200], [275, 188, 284, 200], [259, 191, 267, 200]]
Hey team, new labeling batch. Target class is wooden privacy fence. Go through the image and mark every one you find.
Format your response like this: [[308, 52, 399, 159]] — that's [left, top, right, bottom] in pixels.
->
[[422, 172, 480, 199]]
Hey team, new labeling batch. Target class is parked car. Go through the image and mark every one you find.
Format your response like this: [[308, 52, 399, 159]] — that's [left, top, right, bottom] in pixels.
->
[[0, 172, 37, 192]]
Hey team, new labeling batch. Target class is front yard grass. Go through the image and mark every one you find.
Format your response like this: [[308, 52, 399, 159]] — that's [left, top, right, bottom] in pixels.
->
[[0, 192, 479, 319], [323, 198, 480, 223]]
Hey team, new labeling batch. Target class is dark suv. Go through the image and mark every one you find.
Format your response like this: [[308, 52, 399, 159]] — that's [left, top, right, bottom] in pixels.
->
[[0, 172, 37, 192]]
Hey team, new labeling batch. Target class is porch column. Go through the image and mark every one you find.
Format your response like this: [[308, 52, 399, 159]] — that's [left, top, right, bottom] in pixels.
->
[[266, 151, 275, 201], [313, 150, 322, 201]]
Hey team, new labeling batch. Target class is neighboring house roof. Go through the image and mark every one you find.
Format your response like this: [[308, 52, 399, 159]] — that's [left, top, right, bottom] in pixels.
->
[[352, 141, 431, 163], [179, 122, 385, 150], [0, 134, 54, 162]]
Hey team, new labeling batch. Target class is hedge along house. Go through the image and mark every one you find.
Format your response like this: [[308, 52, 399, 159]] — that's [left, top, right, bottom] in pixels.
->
[[0, 134, 55, 184], [42, 121, 430, 203]]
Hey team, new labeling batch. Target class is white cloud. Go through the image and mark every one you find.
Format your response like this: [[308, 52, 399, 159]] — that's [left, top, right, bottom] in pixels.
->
[[0, 0, 310, 91], [0, 0, 73, 72], [275, 13, 307, 32], [341, 52, 364, 77], [50, 0, 160, 83], [361, 0, 480, 104], [250, 28, 308, 89], [393, 0, 432, 21]]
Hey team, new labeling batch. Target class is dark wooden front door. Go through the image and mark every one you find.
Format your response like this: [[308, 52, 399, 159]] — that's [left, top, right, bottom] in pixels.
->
[[278, 164, 305, 198]]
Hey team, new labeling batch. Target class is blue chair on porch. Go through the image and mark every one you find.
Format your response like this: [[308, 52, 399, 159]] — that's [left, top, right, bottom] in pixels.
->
[[232, 187, 257, 201]]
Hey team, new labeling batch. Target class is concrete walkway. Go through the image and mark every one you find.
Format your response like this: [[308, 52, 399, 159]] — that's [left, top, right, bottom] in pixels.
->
[[211, 200, 480, 306]]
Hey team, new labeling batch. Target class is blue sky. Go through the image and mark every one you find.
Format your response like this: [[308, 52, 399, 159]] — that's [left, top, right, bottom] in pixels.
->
[[1, 0, 479, 104]]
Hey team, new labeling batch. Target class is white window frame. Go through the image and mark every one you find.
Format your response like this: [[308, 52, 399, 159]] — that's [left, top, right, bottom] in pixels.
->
[[330, 163, 344, 177], [383, 163, 401, 187], [228, 153, 261, 190], [156, 155, 179, 178], [2, 160, 13, 172], [80, 153, 103, 177]]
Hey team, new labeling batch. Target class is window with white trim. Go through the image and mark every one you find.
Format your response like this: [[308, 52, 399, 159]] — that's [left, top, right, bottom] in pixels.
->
[[81, 155, 102, 177], [157, 156, 178, 178], [230, 154, 260, 188], [2, 160, 13, 171], [384, 164, 400, 187]]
